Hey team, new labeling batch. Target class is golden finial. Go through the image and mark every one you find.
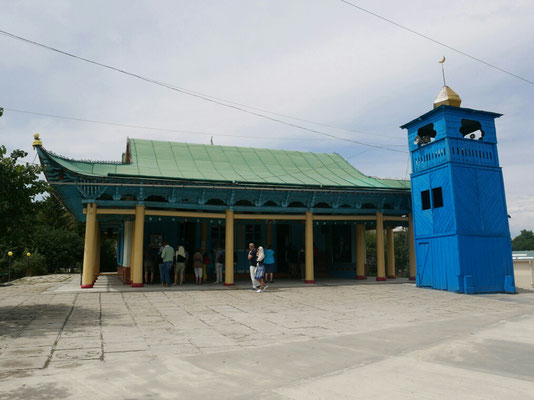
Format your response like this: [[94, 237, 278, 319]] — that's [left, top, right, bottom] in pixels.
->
[[433, 86, 462, 108], [433, 57, 462, 108], [32, 133, 42, 147]]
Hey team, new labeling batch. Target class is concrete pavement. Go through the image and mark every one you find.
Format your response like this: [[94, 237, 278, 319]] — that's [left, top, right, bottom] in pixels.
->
[[0, 274, 533, 399]]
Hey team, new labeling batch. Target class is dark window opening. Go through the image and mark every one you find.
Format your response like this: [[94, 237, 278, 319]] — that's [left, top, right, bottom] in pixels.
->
[[146, 195, 167, 203], [333, 225, 353, 263], [288, 201, 306, 208], [235, 199, 253, 207], [264, 200, 277, 207], [414, 123, 437, 146], [460, 119, 484, 140], [313, 202, 330, 208], [432, 187, 443, 208], [362, 202, 375, 209], [245, 224, 262, 245], [211, 226, 225, 247], [206, 198, 225, 206], [421, 190, 431, 210]]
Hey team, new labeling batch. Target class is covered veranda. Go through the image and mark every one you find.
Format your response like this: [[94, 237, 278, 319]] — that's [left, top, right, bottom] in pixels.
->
[[81, 206, 416, 287], [34, 136, 414, 289]]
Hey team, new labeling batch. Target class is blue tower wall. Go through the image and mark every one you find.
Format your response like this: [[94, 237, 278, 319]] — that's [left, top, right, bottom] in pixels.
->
[[403, 105, 515, 294]]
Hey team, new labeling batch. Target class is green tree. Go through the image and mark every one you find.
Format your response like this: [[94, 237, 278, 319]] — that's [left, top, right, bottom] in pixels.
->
[[394, 229, 409, 277], [0, 146, 47, 258], [0, 147, 88, 277], [512, 230, 534, 251], [0, 146, 47, 244]]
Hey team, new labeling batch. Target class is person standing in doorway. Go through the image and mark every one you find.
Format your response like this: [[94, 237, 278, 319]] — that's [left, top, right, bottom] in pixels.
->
[[157, 242, 165, 285], [193, 249, 203, 285], [161, 241, 174, 287], [264, 244, 275, 284], [202, 249, 210, 283], [174, 245, 187, 286], [248, 242, 258, 290], [214, 247, 223, 284], [255, 246, 268, 293]]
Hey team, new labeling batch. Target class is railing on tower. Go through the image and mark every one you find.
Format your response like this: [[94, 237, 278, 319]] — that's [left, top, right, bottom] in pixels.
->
[[412, 138, 497, 173], [447, 138, 497, 167]]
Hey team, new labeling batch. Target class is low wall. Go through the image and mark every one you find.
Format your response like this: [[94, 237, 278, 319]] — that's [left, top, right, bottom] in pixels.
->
[[513, 260, 533, 289], [117, 266, 131, 284]]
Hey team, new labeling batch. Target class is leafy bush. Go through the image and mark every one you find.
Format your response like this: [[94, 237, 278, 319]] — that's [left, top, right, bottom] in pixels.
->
[[11, 252, 47, 279], [30, 226, 83, 273]]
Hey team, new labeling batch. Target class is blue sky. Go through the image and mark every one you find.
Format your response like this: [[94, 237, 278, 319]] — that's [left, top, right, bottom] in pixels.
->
[[1, 0, 533, 236]]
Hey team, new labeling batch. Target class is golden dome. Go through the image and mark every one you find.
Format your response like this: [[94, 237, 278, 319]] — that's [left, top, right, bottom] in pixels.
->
[[433, 86, 462, 108]]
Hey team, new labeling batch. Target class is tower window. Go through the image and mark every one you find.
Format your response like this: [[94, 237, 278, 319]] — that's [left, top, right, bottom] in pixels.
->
[[414, 123, 437, 146], [432, 187, 444, 208], [421, 190, 431, 210], [460, 119, 484, 140]]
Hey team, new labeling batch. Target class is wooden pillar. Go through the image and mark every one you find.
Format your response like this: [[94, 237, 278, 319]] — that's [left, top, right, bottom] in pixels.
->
[[81, 203, 97, 288], [94, 224, 101, 283], [376, 211, 386, 281], [123, 221, 131, 267], [201, 222, 208, 281], [266, 221, 273, 246], [224, 209, 235, 286], [131, 205, 145, 287], [408, 213, 416, 280], [305, 211, 315, 283], [356, 224, 366, 279], [386, 226, 396, 279]]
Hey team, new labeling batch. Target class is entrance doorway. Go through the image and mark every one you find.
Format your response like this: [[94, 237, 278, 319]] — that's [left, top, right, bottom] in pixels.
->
[[276, 224, 290, 274]]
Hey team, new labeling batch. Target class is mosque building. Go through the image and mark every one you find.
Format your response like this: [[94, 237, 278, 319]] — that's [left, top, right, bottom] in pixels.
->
[[34, 85, 514, 293]]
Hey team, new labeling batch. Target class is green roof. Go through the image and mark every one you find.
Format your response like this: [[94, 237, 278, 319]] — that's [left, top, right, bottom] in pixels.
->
[[44, 138, 410, 189]]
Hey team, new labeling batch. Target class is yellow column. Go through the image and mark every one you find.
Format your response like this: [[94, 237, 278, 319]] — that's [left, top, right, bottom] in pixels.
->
[[81, 203, 97, 288], [224, 209, 235, 286], [94, 224, 101, 283], [408, 213, 416, 280], [356, 224, 366, 279], [129, 222, 136, 284], [305, 211, 314, 283], [201, 222, 208, 281], [376, 211, 386, 281], [131, 205, 145, 287], [386, 226, 396, 279]]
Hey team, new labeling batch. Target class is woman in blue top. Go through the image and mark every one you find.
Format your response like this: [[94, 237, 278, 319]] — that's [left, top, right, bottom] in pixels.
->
[[264, 245, 275, 284]]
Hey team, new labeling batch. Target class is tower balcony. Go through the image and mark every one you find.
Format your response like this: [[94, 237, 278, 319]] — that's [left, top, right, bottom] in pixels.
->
[[411, 138, 498, 174]]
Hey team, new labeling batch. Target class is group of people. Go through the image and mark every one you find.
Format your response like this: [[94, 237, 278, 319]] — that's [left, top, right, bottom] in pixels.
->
[[144, 242, 274, 288], [247, 242, 275, 293], [191, 247, 223, 285], [143, 241, 189, 286]]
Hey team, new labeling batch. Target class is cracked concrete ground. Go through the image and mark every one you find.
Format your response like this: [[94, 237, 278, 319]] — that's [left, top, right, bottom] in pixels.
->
[[1, 274, 534, 399]]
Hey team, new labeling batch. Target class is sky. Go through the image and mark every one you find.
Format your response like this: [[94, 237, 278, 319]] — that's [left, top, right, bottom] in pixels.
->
[[0, 0, 533, 236]]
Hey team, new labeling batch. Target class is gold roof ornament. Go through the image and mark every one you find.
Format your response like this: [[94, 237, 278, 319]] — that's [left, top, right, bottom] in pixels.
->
[[32, 133, 43, 147], [433, 56, 461, 108], [433, 86, 462, 108]]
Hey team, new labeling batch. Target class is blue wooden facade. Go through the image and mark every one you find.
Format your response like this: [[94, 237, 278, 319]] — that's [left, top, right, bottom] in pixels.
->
[[402, 105, 515, 293]]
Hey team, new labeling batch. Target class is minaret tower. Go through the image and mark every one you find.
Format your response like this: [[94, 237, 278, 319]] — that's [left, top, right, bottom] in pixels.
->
[[401, 82, 515, 293]]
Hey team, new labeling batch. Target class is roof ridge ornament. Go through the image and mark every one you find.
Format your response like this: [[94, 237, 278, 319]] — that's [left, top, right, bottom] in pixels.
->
[[32, 133, 42, 147]]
